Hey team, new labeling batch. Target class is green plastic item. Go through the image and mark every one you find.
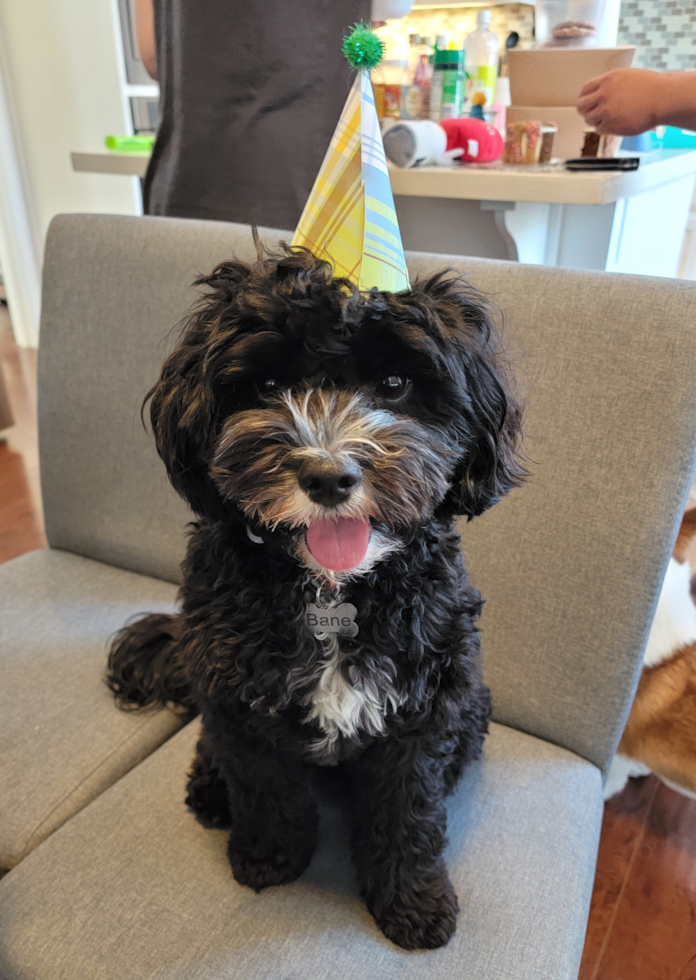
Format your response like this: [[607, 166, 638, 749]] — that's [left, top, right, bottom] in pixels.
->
[[105, 135, 155, 153]]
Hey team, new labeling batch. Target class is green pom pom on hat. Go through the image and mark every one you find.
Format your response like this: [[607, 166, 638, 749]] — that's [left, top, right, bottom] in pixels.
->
[[342, 22, 384, 71]]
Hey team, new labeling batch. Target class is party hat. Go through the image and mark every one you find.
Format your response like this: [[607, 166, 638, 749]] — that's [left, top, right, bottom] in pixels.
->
[[291, 25, 410, 294]]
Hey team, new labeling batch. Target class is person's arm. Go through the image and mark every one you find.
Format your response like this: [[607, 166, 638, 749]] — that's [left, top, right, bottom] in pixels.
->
[[577, 68, 696, 136], [135, 0, 157, 80]]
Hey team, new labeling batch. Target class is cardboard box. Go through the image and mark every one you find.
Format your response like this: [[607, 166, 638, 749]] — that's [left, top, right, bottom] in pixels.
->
[[508, 47, 635, 107], [506, 106, 588, 160]]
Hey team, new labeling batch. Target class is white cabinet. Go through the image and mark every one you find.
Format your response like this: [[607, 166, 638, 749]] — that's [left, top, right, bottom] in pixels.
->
[[678, 184, 696, 281]]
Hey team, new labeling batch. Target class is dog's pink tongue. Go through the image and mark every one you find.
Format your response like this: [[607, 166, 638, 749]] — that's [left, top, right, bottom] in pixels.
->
[[306, 518, 371, 572]]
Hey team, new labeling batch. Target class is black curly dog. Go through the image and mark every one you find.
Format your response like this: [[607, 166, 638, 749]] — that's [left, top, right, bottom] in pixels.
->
[[107, 244, 524, 951]]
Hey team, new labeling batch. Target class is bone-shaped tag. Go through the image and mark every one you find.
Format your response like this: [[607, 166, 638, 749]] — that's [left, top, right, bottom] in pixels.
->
[[306, 602, 359, 638]]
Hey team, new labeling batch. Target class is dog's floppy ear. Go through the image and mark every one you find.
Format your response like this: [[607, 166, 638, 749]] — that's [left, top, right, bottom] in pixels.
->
[[445, 352, 524, 519], [428, 275, 525, 520], [146, 261, 254, 520], [147, 331, 217, 519]]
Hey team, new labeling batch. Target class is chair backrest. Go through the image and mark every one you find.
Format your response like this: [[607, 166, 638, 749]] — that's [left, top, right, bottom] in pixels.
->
[[39, 213, 696, 771]]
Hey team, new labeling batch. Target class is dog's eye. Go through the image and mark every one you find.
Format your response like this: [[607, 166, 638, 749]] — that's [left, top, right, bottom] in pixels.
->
[[376, 375, 410, 400], [254, 378, 281, 400]]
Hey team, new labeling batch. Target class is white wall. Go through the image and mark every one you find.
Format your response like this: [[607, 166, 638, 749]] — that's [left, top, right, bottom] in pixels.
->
[[0, 53, 41, 347], [0, 0, 139, 344]]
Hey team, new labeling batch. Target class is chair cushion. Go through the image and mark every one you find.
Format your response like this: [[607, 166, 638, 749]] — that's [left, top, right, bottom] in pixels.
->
[[39, 216, 288, 585], [0, 549, 181, 870], [0, 719, 602, 980], [41, 215, 696, 772]]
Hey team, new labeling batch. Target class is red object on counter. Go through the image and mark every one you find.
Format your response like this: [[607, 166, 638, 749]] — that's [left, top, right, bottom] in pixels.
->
[[440, 117, 504, 163]]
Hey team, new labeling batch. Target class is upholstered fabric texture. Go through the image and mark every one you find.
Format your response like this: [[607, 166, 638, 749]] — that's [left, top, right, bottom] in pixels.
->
[[0, 719, 602, 980], [38, 215, 696, 773], [0, 549, 181, 870], [39, 215, 288, 585], [411, 251, 696, 772]]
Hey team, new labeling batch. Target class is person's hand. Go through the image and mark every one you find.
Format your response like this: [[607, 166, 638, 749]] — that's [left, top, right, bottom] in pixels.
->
[[577, 68, 665, 136]]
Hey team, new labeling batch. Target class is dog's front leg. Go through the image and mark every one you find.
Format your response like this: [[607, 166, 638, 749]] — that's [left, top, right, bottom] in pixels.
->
[[346, 736, 458, 950], [207, 722, 319, 892]]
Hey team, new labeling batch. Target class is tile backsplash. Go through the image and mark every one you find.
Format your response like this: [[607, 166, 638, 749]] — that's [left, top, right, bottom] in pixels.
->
[[381, 2, 695, 72], [378, 5, 535, 57], [618, 1, 696, 69]]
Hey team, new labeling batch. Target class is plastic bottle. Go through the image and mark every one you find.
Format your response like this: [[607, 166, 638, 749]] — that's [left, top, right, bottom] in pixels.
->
[[407, 33, 421, 83], [434, 33, 449, 56], [414, 36, 433, 87], [429, 49, 465, 121], [463, 11, 500, 109]]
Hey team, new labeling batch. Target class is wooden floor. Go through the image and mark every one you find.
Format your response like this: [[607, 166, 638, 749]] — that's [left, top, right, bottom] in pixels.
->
[[0, 307, 45, 560], [2, 309, 696, 977]]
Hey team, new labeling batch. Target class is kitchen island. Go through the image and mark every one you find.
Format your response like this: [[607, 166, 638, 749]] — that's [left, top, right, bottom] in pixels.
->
[[72, 148, 696, 276]]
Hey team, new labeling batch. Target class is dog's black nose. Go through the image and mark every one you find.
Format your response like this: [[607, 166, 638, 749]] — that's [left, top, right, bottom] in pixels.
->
[[298, 458, 361, 507]]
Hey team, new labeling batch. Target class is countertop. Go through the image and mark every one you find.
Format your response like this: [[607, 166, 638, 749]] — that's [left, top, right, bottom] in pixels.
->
[[72, 151, 150, 177], [71, 147, 696, 207], [388, 149, 696, 206]]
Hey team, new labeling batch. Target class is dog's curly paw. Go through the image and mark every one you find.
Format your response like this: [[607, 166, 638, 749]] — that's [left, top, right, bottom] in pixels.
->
[[185, 771, 231, 829], [227, 838, 313, 892], [370, 873, 459, 950]]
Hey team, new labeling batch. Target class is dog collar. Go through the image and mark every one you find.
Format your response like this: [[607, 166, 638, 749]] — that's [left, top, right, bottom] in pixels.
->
[[246, 526, 265, 545]]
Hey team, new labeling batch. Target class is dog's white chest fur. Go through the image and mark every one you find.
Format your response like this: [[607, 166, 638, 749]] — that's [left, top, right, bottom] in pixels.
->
[[305, 632, 401, 759]]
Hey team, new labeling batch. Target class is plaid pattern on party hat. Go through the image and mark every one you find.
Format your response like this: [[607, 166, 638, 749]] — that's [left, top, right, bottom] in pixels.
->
[[292, 52, 409, 293]]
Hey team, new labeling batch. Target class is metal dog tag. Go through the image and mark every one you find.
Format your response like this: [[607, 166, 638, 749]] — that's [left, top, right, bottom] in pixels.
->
[[306, 602, 359, 638]]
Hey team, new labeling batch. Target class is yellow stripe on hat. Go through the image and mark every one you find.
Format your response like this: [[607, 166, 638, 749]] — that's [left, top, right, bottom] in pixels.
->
[[292, 72, 409, 294]]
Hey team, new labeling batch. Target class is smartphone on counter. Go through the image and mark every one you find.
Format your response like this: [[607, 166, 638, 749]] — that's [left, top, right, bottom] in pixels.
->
[[565, 157, 641, 172]]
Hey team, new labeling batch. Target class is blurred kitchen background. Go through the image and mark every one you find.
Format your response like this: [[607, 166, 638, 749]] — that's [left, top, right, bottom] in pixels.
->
[[0, 0, 695, 350]]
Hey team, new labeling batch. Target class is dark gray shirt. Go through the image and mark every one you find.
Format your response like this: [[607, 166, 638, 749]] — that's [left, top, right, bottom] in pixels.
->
[[144, 0, 370, 229]]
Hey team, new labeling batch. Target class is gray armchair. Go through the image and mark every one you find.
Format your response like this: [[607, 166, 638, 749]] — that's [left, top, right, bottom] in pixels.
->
[[1, 214, 696, 979]]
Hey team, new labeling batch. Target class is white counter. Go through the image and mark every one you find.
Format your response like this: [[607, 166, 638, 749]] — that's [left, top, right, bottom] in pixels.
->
[[389, 149, 696, 206], [71, 148, 696, 275], [390, 150, 696, 276], [72, 151, 150, 177]]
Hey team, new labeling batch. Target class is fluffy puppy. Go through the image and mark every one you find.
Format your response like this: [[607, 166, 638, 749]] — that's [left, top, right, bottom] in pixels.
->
[[107, 245, 524, 950]]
